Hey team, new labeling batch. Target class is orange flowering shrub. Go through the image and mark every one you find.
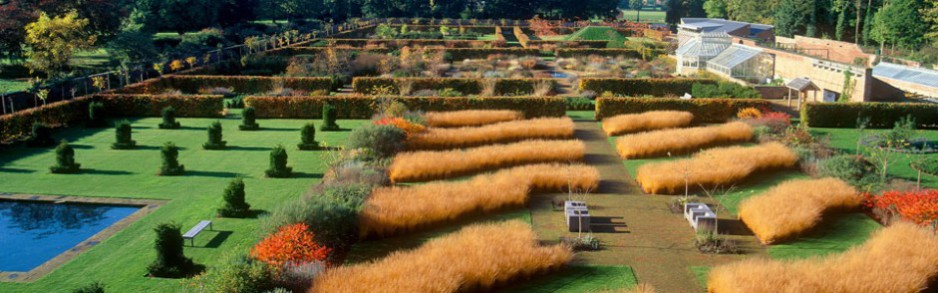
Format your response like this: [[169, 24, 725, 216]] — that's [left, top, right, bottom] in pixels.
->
[[865, 190, 938, 230], [250, 223, 331, 267], [374, 117, 426, 136], [736, 107, 763, 119]]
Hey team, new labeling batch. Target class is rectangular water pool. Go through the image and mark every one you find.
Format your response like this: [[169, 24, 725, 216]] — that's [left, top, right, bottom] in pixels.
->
[[0, 199, 141, 272]]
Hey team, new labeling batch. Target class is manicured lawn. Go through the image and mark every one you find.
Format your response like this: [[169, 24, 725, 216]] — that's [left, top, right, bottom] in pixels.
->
[[689, 266, 710, 288], [503, 265, 638, 292], [618, 9, 667, 24], [0, 79, 29, 95], [0, 110, 364, 292], [811, 127, 938, 188]]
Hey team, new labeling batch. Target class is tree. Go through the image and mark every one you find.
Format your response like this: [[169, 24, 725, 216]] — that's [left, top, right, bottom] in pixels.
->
[[0, 0, 35, 59], [50, 140, 81, 174], [725, 0, 777, 23], [871, 0, 926, 50], [704, 0, 728, 18], [218, 178, 251, 218], [923, 0, 938, 47], [265, 145, 293, 178], [774, 0, 817, 37], [135, 0, 223, 34], [107, 8, 158, 66], [630, 0, 645, 21], [147, 223, 196, 278], [24, 11, 97, 75]]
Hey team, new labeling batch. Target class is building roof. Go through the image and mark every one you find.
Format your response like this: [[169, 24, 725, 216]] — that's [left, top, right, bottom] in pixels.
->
[[873, 62, 938, 89], [680, 18, 774, 38], [676, 32, 732, 58], [787, 78, 820, 92], [708, 44, 763, 69]]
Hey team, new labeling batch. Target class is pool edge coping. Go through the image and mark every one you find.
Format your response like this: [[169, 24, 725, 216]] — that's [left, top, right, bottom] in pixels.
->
[[0, 194, 166, 283]]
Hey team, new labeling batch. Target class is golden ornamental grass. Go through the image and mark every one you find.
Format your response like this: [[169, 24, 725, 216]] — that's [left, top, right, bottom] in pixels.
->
[[360, 164, 599, 238], [389, 140, 586, 182], [424, 110, 523, 128], [615, 122, 753, 159], [738, 178, 860, 244], [602, 111, 694, 136], [311, 221, 573, 293], [707, 222, 938, 293], [407, 117, 575, 150], [635, 142, 799, 194]]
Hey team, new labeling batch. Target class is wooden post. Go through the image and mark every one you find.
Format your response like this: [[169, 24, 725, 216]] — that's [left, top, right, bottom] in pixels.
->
[[787, 88, 792, 107]]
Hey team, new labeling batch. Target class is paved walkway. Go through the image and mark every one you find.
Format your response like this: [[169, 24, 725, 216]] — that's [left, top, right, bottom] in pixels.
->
[[530, 118, 765, 292]]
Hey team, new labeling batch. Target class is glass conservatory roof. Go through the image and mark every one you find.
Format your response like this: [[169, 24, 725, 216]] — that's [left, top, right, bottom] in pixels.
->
[[708, 44, 763, 69], [874, 62, 938, 88], [676, 32, 732, 58]]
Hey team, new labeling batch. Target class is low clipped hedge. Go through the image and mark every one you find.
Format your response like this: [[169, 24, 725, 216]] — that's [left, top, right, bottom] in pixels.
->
[[555, 48, 643, 58], [0, 96, 94, 143], [445, 48, 542, 60], [119, 75, 332, 95], [596, 97, 770, 123], [94, 94, 225, 117], [329, 38, 506, 48], [351, 77, 556, 96], [244, 96, 565, 119], [267, 47, 395, 56], [580, 78, 718, 97], [525, 40, 609, 49], [801, 102, 938, 129]]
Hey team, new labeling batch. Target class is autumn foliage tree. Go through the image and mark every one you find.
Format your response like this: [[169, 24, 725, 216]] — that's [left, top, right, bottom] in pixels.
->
[[24, 11, 97, 75], [250, 223, 331, 268]]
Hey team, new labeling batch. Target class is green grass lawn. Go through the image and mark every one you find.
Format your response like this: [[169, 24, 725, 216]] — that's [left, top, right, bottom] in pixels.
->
[[503, 265, 638, 292], [0, 79, 29, 94], [618, 9, 667, 24], [0, 110, 364, 292], [811, 127, 938, 188]]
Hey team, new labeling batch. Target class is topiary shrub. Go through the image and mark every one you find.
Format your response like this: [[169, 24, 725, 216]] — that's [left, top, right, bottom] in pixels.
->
[[72, 281, 105, 293], [239, 107, 260, 131], [346, 124, 406, 160], [86, 101, 108, 128], [158, 142, 185, 176], [147, 223, 197, 278], [26, 122, 56, 147], [111, 120, 136, 150], [320, 103, 340, 131], [817, 155, 878, 188], [297, 122, 319, 150], [50, 140, 81, 174], [218, 178, 251, 218], [159, 106, 181, 129], [265, 145, 293, 178], [202, 121, 227, 150]]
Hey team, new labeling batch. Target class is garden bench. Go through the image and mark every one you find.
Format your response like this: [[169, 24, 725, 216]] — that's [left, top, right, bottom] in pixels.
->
[[183, 220, 213, 246]]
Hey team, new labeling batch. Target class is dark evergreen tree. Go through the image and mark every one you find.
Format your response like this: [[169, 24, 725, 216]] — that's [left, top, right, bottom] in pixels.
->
[[297, 122, 320, 150], [111, 120, 137, 150], [320, 102, 340, 131], [50, 140, 81, 174], [218, 178, 251, 217], [239, 107, 260, 130], [158, 142, 185, 176], [159, 106, 181, 129], [146, 223, 196, 278], [202, 121, 227, 150], [265, 144, 293, 178]]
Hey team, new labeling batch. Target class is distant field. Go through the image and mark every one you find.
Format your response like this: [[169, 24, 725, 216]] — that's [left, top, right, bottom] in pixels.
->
[[0, 79, 29, 95], [619, 9, 667, 24]]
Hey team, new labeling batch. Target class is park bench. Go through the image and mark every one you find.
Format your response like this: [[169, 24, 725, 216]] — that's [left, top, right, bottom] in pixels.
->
[[183, 220, 213, 246]]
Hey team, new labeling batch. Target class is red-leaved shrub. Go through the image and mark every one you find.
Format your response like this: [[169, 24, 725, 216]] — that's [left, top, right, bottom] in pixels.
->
[[866, 190, 938, 230], [250, 223, 331, 268]]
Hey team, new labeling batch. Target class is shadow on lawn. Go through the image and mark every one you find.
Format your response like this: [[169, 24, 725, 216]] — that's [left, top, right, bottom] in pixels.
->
[[252, 127, 297, 132], [716, 218, 754, 236], [292, 172, 324, 179], [186, 170, 243, 178], [590, 216, 629, 233], [82, 168, 134, 175], [202, 231, 233, 248], [0, 167, 34, 174], [225, 146, 270, 151]]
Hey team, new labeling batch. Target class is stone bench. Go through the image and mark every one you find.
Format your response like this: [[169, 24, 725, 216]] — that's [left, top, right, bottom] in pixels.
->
[[564, 201, 590, 233], [683, 203, 717, 233]]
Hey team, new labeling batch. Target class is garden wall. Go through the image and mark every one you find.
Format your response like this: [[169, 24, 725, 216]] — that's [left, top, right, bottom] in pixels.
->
[[580, 78, 718, 97], [244, 96, 566, 119], [801, 102, 938, 128], [596, 97, 770, 123]]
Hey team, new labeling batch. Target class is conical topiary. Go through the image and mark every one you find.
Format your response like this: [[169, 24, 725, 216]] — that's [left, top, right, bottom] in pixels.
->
[[297, 122, 320, 150], [264, 145, 292, 178], [218, 178, 251, 218], [50, 140, 81, 174], [159, 106, 181, 129], [111, 120, 137, 150], [239, 107, 260, 130], [202, 121, 227, 150]]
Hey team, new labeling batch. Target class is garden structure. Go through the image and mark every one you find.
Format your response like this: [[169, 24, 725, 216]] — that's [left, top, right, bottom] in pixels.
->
[[2, 17, 938, 293]]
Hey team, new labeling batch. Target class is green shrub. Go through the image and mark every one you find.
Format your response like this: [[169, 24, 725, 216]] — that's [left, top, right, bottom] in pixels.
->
[[50, 140, 80, 174], [225, 96, 245, 109], [111, 120, 136, 150], [147, 223, 196, 278], [260, 195, 359, 255], [691, 82, 762, 98], [801, 102, 938, 128], [346, 124, 406, 159], [96, 95, 224, 118], [159, 142, 185, 176], [438, 88, 463, 97], [912, 157, 938, 175], [239, 107, 261, 131], [26, 122, 55, 148], [565, 97, 594, 111], [86, 101, 108, 128], [159, 107, 181, 129], [595, 97, 770, 122], [72, 281, 105, 293], [196, 256, 274, 293], [322, 183, 373, 208], [817, 155, 878, 187], [218, 178, 251, 218], [265, 145, 293, 178], [320, 103, 340, 131], [244, 96, 565, 119], [579, 78, 717, 97], [297, 123, 319, 150], [203, 121, 227, 150]]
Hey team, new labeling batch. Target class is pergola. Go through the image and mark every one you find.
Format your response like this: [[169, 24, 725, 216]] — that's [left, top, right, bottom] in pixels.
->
[[786, 78, 820, 110]]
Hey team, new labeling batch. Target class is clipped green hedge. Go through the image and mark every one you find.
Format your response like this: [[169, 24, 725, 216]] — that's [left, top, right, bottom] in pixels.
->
[[0, 97, 93, 144], [119, 75, 332, 95], [94, 94, 225, 118], [596, 97, 770, 123], [555, 48, 643, 58], [580, 78, 718, 97], [801, 102, 938, 129], [245, 96, 566, 119], [351, 77, 556, 96]]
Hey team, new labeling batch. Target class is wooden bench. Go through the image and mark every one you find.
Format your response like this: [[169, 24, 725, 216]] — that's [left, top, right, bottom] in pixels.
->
[[183, 220, 213, 246]]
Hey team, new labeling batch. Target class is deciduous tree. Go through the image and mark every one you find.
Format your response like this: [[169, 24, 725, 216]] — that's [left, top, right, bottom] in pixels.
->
[[24, 11, 97, 75]]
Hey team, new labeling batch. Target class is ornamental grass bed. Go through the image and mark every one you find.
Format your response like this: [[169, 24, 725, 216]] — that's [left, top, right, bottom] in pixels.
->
[[738, 178, 861, 244], [614, 121, 752, 159], [423, 110, 524, 128], [407, 117, 575, 150], [601, 110, 694, 136]]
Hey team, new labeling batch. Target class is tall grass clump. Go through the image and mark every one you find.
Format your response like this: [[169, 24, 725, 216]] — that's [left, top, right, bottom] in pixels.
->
[[707, 222, 938, 293], [602, 111, 694, 136], [361, 164, 599, 238], [424, 110, 523, 128], [311, 221, 572, 293], [737, 178, 860, 244], [635, 142, 798, 194], [407, 117, 575, 150], [615, 122, 753, 159], [389, 140, 586, 182]]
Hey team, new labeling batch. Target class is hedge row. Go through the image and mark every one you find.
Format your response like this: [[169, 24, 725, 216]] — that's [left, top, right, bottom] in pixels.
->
[[244, 96, 565, 119], [267, 47, 394, 56], [328, 38, 506, 48], [555, 48, 643, 58], [445, 48, 542, 60], [580, 78, 718, 97], [119, 75, 332, 95], [801, 102, 938, 129], [0, 97, 93, 143], [596, 97, 770, 123], [525, 40, 609, 49], [351, 77, 557, 95], [94, 94, 225, 118]]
